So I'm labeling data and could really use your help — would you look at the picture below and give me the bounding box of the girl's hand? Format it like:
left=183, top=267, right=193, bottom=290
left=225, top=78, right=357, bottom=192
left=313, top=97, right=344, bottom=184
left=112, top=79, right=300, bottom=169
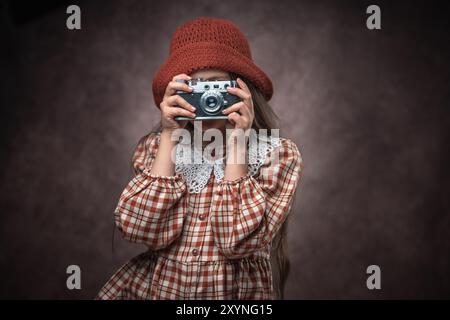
left=222, top=78, right=255, bottom=138
left=159, top=73, right=197, bottom=133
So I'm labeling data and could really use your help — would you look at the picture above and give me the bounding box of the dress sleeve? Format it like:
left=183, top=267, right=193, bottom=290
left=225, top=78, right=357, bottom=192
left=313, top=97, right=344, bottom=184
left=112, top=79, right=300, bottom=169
left=210, top=138, right=303, bottom=259
left=114, top=132, right=187, bottom=250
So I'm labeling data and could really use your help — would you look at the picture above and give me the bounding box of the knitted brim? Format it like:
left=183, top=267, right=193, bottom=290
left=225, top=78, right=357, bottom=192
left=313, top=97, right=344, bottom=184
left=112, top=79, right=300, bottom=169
left=152, top=42, right=273, bottom=108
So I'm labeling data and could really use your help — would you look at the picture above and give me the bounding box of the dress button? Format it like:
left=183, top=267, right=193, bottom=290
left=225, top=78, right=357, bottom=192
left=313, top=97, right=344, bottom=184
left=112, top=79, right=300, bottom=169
left=192, top=249, right=199, bottom=256
left=198, top=214, right=205, bottom=221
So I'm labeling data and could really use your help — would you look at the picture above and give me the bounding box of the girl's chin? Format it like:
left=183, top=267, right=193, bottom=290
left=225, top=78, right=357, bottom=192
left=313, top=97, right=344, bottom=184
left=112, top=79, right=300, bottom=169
left=189, top=120, right=227, bottom=131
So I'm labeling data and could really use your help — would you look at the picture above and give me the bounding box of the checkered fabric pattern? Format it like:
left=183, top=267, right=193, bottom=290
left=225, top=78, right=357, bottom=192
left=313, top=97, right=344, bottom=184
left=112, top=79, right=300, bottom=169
left=96, top=131, right=303, bottom=300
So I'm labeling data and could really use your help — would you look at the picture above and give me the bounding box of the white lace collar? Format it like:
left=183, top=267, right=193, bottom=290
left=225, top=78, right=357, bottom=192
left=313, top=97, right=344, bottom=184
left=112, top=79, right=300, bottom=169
left=175, top=131, right=281, bottom=193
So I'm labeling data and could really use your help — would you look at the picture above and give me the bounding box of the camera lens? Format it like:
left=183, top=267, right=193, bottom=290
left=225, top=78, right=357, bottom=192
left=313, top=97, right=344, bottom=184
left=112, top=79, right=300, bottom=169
left=206, top=96, right=218, bottom=108
left=200, top=91, right=223, bottom=114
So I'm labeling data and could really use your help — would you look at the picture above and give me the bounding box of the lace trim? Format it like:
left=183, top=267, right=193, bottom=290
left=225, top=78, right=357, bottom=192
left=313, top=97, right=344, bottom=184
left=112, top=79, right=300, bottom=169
left=175, top=131, right=281, bottom=193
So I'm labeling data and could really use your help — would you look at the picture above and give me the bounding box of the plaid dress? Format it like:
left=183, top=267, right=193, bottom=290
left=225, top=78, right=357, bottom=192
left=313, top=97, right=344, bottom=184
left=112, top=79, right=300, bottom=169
left=96, top=131, right=303, bottom=300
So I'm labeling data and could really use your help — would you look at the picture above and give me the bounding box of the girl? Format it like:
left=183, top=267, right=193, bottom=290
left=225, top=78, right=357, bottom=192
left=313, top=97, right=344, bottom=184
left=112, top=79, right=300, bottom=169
left=96, top=17, right=303, bottom=300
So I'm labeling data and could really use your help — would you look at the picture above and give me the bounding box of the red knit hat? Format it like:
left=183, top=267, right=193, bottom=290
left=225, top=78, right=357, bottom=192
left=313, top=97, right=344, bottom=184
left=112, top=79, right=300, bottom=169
left=152, top=17, right=273, bottom=108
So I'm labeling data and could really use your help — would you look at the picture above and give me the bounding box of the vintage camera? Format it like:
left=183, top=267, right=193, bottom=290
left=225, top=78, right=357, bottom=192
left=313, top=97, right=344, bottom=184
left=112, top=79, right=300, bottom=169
left=175, top=79, right=241, bottom=120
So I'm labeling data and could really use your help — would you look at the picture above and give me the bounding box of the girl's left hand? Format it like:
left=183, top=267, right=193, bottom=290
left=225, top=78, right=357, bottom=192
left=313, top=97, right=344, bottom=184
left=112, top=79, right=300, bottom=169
left=222, top=78, right=254, bottom=134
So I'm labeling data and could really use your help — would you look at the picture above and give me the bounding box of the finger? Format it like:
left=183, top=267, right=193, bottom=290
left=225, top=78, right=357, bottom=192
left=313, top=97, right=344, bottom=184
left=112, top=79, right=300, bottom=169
left=236, top=78, right=250, bottom=94
left=228, top=112, right=245, bottom=128
left=166, top=107, right=196, bottom=119
left=226, top=86, right=253, bottom=108
left=225, top=100, right=252, bottom=118
left=172, top=73, right=191, bottom=81
left=222, top=102, right=250, bottom=118
left=164, top=81, right=193, bottom=98
left=165, top=95, right=197, bottom=112
left=230, top=111, right=252, bottom=130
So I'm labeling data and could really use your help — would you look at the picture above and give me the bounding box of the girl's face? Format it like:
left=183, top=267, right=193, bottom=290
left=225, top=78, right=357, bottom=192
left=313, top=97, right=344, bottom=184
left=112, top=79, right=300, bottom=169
left=188, top=69, right=230, bottom=133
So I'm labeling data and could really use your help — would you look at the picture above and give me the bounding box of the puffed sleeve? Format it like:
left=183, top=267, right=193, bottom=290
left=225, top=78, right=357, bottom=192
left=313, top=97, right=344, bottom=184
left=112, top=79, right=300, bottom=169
left=114, top=132, right=187, bottom=250
left=210, top=138, right=303, bottom=259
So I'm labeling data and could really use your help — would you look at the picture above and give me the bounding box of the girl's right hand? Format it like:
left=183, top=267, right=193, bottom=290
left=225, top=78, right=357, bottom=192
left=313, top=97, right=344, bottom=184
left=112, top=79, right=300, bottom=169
left=159, top=73, right=197, bottom=133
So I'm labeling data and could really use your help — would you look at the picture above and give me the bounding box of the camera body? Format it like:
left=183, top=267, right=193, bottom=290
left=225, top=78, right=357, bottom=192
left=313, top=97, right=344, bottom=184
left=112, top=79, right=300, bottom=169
left=175, top=79, right=241, bottom=120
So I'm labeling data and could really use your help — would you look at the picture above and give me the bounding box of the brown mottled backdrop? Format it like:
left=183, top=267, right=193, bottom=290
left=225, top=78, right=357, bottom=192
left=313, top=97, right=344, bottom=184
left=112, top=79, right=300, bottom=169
left=0, top=0, right=449, bottom=299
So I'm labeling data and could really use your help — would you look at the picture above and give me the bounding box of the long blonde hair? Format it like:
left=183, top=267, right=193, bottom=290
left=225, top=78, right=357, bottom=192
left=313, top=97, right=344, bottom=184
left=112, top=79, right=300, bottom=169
left=145, top=73, right=292, bottom=299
